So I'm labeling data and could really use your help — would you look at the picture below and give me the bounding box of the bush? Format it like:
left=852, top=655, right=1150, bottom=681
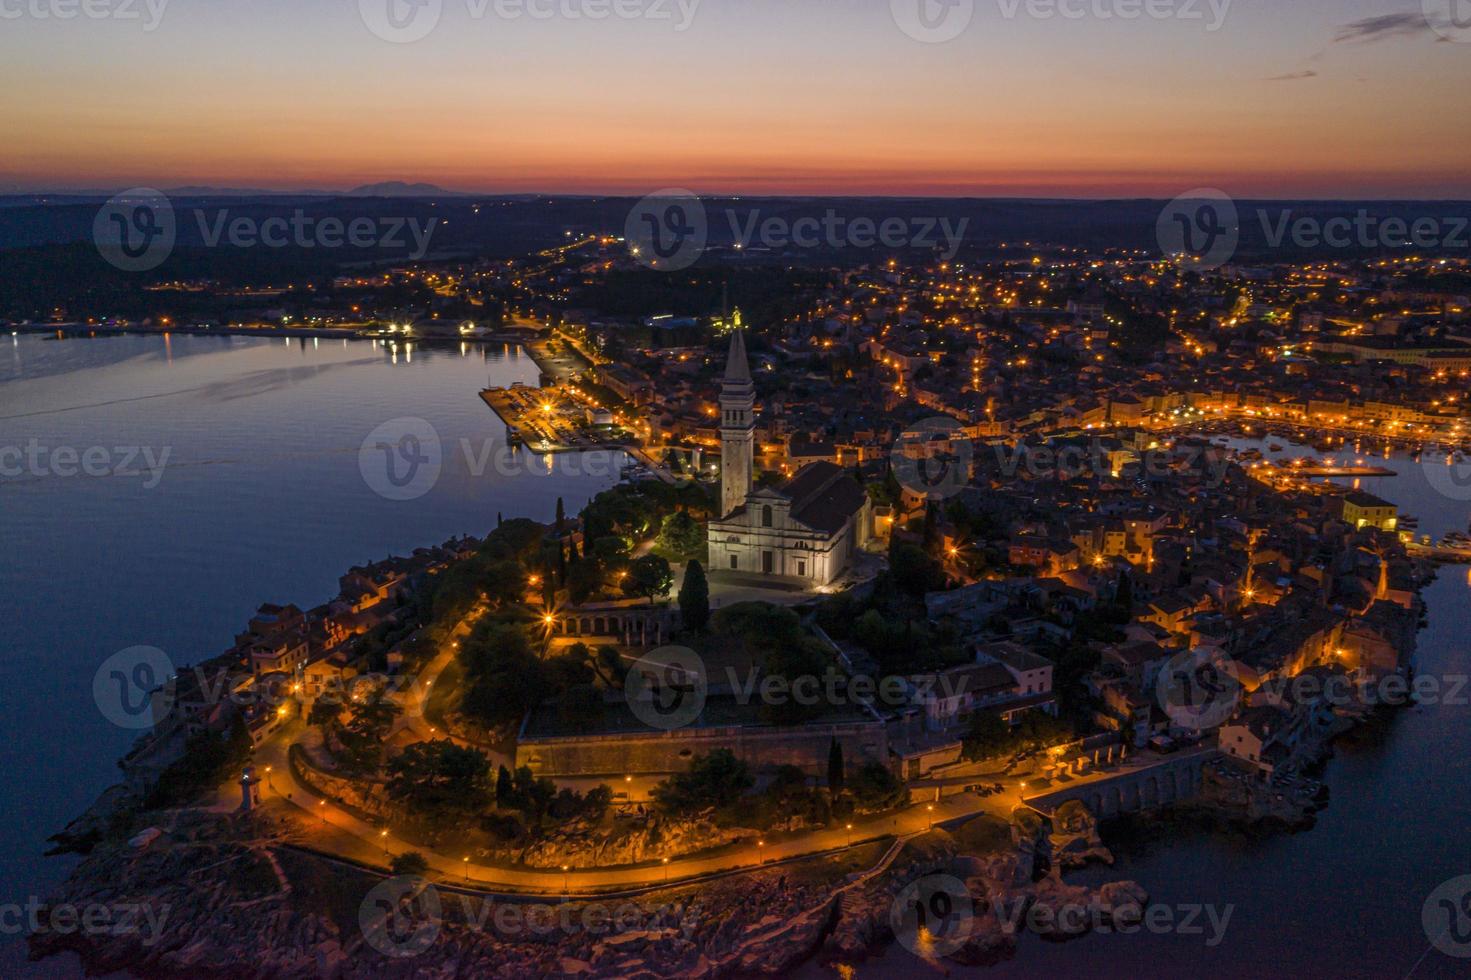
left=390, top=852, right=430, bottom=876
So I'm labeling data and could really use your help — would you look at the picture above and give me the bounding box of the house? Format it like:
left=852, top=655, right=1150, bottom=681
left=1220, top=704, right=1298, bottom=777
left=1337, top=491, right=1398, bottom=533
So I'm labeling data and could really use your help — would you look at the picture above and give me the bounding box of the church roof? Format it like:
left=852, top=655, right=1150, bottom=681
left=783, top=462, right=868, bottom=535
left=724, top=329, right=752, bottom=384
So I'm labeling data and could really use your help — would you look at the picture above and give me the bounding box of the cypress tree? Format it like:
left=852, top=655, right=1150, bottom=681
left=827, top=738, right=844, bottom=794
left=678, top=559, right=710, bottom=633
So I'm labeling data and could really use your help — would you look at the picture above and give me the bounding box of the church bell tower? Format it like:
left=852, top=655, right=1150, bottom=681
left=719, top=322, right=755, bottom=518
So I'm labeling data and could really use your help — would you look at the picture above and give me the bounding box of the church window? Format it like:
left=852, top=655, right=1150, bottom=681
left=762, top=505, right=773, bottom=527
left=730, top=555, right=738, bottom=570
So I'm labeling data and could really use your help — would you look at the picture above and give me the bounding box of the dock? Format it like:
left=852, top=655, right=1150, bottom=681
left=1295, top=466, right=1397, bottom=478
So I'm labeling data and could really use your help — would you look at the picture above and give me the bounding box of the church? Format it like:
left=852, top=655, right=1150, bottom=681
left=706, top=328, right=871, bottom=589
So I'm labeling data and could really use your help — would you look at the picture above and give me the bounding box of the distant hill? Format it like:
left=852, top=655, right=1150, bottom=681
left=345, top=181, right=462, bottom=198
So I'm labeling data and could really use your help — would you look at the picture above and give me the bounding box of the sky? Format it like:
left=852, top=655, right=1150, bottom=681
left=1, top=0, right=1467, bottom=198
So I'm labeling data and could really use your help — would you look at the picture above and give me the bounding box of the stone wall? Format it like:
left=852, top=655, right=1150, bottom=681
left=517, top=720, right=889, bottom=781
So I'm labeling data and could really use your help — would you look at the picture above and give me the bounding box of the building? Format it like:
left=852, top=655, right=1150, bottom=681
left=1337, top=491, right=1398, bottom=533
left=717, top=329, right=755, bottom=519
left=708, top=331, right=871, bottom=588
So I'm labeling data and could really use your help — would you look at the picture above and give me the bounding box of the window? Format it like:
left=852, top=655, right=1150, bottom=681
left=730, top=555, right=738, bottom=570
left=797, top=560, right=806, bottom=577
left=762, top=505, right=773, bottom=527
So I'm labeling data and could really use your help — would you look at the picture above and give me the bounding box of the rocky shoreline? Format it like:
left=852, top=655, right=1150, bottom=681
left=30, top=799, right=1151, bottom=978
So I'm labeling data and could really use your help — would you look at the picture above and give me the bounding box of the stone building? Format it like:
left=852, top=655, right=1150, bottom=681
left=707, top=329, right=871, bottom=588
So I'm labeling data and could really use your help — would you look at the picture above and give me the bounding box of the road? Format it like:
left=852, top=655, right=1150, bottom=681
left=251, top=723, right=997, bottom=895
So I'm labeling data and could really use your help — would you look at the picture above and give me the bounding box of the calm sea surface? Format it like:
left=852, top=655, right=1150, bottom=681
left=0, top=333, right=624, bottom=975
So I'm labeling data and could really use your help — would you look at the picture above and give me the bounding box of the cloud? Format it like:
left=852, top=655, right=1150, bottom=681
left=1266, top=70, right=1318, bottom=82
left=1332, top=13, right=1434, bottom=44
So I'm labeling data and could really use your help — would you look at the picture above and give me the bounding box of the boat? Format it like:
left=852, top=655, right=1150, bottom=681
left=1268, top=443, right=1284, bottom=452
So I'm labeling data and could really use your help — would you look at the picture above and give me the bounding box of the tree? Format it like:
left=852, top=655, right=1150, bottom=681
left=496, top=764, right=514, bottom=805
left=827, top=738, right=845, bottom=794
left=624, top=554, right=674, bottom=606
left=888, top=541, right=945, bottom=597
left=337, top=686, right=402, bottom=774
left=567, top=559, right=605, bottom=604
left=651, top=749, right=754, bottom=815
left=555, top=496, right=566, bottom=533
left=848, top=763, right=906, bottom=812
left=385, top=740, right=493, bottom=821
left=391, top=852, right=430, bottom=876
left=1114, top=570, right=1134, bottom=610
left=678, top=559, right=711, bottom=632
left=657, top=510, right=705, bottom=560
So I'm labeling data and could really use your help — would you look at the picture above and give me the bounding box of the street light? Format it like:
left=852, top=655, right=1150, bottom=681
left=757, top=840, right=766, bottom=864
left=380, top=829, right=389, bottom=858
left=562, top=865, right=570, bottom=893
left=926, top=805, right=934, bottom=830
left=845, top=823, right=853, bottom=847
left=463, top=856, right=470, bottom=882
left=318, top=799, right=327, bottom=825
left=662, top=857, right=670, bottom=884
